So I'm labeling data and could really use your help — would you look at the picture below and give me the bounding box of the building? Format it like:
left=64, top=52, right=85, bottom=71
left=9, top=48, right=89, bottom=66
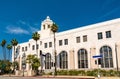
left=12, top=16, right=120, bottom=73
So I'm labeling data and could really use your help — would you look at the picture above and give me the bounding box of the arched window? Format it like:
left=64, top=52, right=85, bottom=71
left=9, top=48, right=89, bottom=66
left=78, top=48, right=88, bottom=68
left=45, top=53, right=51, bottom=69
left=100, top=46, right=113, bottom=68
left=22, top=53, right=26, bottom=70
left=59, top=51, right=68, bottom=69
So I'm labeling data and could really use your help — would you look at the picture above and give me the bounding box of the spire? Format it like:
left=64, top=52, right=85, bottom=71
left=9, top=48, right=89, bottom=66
left=43, top=16, right=52, bottom=22
left=46, top=16, right=50, bottom=20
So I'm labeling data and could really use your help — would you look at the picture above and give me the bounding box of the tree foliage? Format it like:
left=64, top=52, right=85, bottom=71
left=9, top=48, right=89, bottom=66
left=26, top=54, right=40, bottom=70
left=0, top=60, right=12, bottom=74
left=32, top=32, right=40, bottom=42
left=6, top=44, right=12, bottom=61
left=12, top=61, right=19, bottom=70
left=0, top=40, right=7, bottom=61
left=51, top=23, right=58, bottom=33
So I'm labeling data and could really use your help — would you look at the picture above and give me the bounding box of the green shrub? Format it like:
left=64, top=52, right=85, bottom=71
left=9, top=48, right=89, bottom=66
left=100, top=69, right=107, bottom=76
left=86, top=70, right=94, bottom=76
left=47, top=69, right=120, bottom=77
left=78, top=70, right=86, bottom=76
left=57, top=70, right=68, bottom=75
left=68, top=70, right=79, bottom=75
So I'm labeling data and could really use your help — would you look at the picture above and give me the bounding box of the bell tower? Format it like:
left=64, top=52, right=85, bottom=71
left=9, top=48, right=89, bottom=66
left=40, top=16, right=53, bottom=38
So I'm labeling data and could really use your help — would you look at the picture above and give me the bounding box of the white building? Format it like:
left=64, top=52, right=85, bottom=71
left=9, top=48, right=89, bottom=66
left=12, top=16, right=120, bottom=72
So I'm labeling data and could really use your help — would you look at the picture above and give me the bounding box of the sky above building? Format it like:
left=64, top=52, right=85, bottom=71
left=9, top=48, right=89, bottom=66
left=0, top=0, right=120, bottom=60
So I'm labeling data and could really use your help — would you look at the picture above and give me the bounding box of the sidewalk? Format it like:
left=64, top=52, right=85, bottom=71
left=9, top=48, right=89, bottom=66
left=2, top=74, right=120, bottom=79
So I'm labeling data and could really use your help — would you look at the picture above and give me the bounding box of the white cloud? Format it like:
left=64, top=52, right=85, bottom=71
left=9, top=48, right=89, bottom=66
left=18, top=20, right=39, bottom=33
left=30, top=26, right=39, bottom=33
left=18, top=20, right=26, bottom=25
left=6, top=26, right=29, bottom=34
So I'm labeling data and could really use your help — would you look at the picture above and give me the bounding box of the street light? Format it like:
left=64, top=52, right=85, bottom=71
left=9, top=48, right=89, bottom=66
left=22, top=53, right=26, bottom=77
left=39, top=50, right=46, bottom=76
left=115, top=43, right=119, bottom=76
left=40, top=50, right=42, bottom=75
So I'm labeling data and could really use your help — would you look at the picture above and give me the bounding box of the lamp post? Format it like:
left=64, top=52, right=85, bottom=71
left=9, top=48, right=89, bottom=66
left=39, top=50, right=46, bottom=75
left=93, top=55, right=102, bottom=79
left=40, top=50, right=42, bottom=75
left=115, top=43, right=119, bottom=77
left=22, top=53, right=26, bottom=77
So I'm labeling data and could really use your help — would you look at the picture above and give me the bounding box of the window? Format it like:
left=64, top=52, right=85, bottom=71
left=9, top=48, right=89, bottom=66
left=64, top=39, right=68, bottom=45
left=100, top=46, right=113, bottom=68
left=44, top=43, right=47, bottom=48
left=83, top=35, right=87, bottom=42
left=49, top=42, right=52, bottom=47
left=43, top=25, right=45, bottom=30
left=40, top=41, right=42, bottom=45
left=28, top=43, right=30, bottom=48
left=48, top=25, right=50, bottom=28
left=59, top=51, right=68, bottom=69
left=22, top=47, right=24, bottom=52
left=25, top=46, right=27, bottom=51
left=36, top=44, right=39, bottom=49
left=76, top=37, right=80, bottom=43
left=78, top=49, right=88, bottom=68
left=45, top=53, right=51, bottom=69
left=32, top=45, right=35, bottom=50
left=106, top=31, right=111, bottom=38
left=59, top=40, right=62, bottom=46
left=16, top=48, right=18, bottom=53
left=98, top=32, right=103, bottom=39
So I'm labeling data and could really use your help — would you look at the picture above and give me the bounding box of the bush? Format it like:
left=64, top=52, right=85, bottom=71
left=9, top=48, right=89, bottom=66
left=68, top=70, right=79, bottom=75
left=44, top=69, right=119, bottom=77
left=86, top=70, right=94, bottom=76
left=57, top=70, right=68, bottom=75
left=78, top=70, right=86, bottom=76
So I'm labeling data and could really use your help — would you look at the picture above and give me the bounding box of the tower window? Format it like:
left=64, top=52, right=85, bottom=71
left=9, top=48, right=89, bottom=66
left=83, top=35, right=87, bottom=42
left=40, top=41, right=42, bottom=45
left=32, top=45, right=35, bottom=50
left=106, top=31, right=111, bottom=38
left=59, top=40, right=62, bottom=46
left=36, top=44, right=39, bottom=49
left=25, top=46, right=27, bottom=51
left=22, top=47, right=24, bottom=52
left=97, top=32, right=103, bottom=40
left=76, top=37, right=80, bottom=43
left=64, top=39, right=68, bottom=45
left=43, top=25, right=45, bottom=30
left=48, top=25, right=50, bottom=28
left=44, top=43, right=47, bottom=48
left=49, top=42, right=52, bottom=47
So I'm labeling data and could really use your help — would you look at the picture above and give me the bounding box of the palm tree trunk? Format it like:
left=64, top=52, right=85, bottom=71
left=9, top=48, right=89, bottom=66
left=2, top=46, right=6, bottom=61
left=54, top=32, right=57, bottom=75
left=13, top=46, right=15, bottom=73
left=2, top=47, right=5, bottom=61
left=4, top=46, right=6, bottom=61
left=8, top=50, right=10, bottom=61
left=36, top=41, right=38, bottom=57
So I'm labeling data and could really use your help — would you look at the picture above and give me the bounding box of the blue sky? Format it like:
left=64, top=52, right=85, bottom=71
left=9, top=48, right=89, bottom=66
left=0, top=0, right=120, bottom=60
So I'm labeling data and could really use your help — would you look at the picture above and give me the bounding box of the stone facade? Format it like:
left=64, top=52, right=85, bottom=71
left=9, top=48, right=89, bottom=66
left=12, top=16, right=120, bottom=72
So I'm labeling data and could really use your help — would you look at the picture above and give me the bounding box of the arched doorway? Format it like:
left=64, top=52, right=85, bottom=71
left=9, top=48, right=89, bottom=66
left=78, top=48, right=88, bottom=68
left=100, top=46, right=113, bottom=68
left=45, top=53, right=51, bottom=69
left=59, top=51, right=68, bottom=69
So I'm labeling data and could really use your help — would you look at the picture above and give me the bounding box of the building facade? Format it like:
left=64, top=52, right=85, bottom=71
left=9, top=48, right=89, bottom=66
left=12, top=16, right=120, bottom=72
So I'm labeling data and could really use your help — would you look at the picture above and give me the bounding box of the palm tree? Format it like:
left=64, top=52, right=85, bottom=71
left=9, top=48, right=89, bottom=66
left=51, top=23, right=58, bottom=76
left=1, top=39, right=7, bottom=61
left=32, top=32, right=40, bottom=57
left=11, top=39, right=18, bottom=73
left=7, top=44, right=12, bottom=61
left=26, top=54, right=40, bottom=75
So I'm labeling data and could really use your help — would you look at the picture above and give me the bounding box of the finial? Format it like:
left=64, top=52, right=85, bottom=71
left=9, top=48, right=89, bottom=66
left=46, top=16, right=50, bottom=19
